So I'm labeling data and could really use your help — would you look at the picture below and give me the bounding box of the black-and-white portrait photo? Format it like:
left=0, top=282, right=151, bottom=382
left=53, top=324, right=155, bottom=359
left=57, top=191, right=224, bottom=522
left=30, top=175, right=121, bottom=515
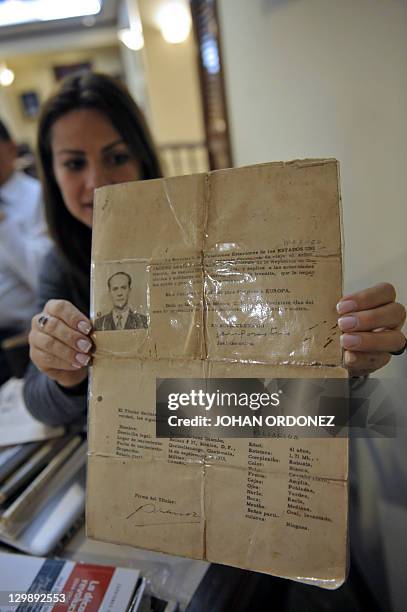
left=94, top=270, right=148, bottom=332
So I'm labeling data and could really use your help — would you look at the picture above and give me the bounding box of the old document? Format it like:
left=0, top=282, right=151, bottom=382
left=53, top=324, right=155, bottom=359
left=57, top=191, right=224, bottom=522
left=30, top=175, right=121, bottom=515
left=87, top=160, right=348, bottom=588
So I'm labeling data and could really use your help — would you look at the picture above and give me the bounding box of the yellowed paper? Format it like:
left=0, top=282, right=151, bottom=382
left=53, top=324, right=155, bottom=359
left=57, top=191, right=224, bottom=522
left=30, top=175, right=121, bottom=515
left=87, top=160, right=348, bottom=588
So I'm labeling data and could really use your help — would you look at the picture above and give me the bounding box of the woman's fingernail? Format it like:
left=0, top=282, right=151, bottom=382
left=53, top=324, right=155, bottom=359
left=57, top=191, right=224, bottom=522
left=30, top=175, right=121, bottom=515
left=75, top=353, right=90, bottom=366
left=72, top=362, right=82, bottom=369
left=77, top=339, right=92, bottom=353
left=345, top=351, right=357, bottom=364
left=78, top=321, right=92, bottom=334
left=340, top=334, right=362, bottom=349
left=338, top=316, right=358, bottom=331
left=337, top=300, right=357, bottom=314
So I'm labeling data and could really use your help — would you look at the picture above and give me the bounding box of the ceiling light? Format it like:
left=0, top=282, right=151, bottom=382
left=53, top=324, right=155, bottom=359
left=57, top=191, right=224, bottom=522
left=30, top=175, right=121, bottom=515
left=157, top=2, right=191, bottom=44
left=0, top=0, right=101, bottom=28
left=0, top=66, right=15, bottom=87
left=37, top=0, right=101, bottom=22
left=118, top=25, right=144, bottom=51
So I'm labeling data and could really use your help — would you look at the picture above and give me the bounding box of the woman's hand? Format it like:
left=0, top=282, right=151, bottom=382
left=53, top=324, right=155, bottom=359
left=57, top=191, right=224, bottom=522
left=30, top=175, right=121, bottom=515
left=337, top=282, right=406, bottom=376
left=29, top=300, right=93, bottom=388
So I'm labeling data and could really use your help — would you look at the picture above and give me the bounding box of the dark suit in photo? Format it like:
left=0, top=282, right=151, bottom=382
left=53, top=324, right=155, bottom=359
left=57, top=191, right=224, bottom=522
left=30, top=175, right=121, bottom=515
left=94, top=309, right=148, bottom=331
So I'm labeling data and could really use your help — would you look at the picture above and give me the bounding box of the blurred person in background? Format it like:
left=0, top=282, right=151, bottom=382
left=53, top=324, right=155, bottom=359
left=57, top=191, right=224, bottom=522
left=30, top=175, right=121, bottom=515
left=0, top=119, right=51, bottom=385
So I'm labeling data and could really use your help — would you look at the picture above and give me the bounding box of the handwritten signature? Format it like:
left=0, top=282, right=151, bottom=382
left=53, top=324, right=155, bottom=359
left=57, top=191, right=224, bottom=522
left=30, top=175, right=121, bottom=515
left=126, top=502, right=200, bottom=521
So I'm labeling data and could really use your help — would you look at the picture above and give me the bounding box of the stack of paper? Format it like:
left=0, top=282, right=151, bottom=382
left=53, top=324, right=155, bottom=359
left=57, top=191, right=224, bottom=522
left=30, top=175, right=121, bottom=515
left=0, top=436, right=86, bottom=555
left=0, top=378, right=64, bottom=446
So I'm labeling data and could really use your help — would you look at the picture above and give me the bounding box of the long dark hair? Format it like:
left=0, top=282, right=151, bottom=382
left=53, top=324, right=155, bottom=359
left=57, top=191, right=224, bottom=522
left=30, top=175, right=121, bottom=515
left=37, top=72, right=162, bottom=311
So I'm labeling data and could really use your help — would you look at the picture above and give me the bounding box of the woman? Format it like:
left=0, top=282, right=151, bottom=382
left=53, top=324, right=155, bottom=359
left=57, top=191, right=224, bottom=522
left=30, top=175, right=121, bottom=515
left=24, top=72, right=406, bottom=426
left=23, top=72, right=161, bottom=425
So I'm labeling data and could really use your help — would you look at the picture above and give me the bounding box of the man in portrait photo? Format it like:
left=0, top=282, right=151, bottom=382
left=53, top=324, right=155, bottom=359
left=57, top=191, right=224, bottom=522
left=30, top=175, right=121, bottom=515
left=94, top=271, right=148, bottom=331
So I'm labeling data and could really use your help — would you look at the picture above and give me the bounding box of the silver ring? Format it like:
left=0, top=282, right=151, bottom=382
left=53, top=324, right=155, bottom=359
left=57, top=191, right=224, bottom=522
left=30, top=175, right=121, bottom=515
left=38, top=314, right=49, bottom=329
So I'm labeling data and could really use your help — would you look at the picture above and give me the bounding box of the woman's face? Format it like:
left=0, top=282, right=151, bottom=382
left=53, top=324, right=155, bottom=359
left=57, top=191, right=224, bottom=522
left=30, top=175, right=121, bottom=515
left=51, top=108, right=141, bottom=228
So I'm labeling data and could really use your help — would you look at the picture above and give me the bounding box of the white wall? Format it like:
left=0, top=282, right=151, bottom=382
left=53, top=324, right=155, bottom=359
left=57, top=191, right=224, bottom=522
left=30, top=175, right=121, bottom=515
left=140, top=24, right=205, bottom=145
left=118, top=0, right=151, bottom=119
left=218, top=0, right=407, bottom=376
